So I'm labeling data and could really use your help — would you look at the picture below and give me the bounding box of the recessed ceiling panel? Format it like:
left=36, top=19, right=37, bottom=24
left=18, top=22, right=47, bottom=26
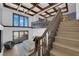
left=5, top=3, right=18, bottom=9
left=39, top=16, right=45, bottom=19
left=58, top=4, right=66, bottom=8
left=61, top=9, right=67, bottom=12
left=47, top=9, right=54, bottom=13
left=18, top=7, right=28, bottom=12
left=22, top=3, right=33, bottom=8
left=24, top=9, right=28, bottom=12
left=32, top=7, right=40, bottom=12
left=55, top=4, right=66, bottom=10
left=38, top=3, right=49, bottom=8
left=51, top=12, right=56, bottom=15
left=19, top=7, right=24, bottom=11
left=28, top=11, right=35, bottom=14
left=41, top=13, right=47, bottom=15
left=45, top=15, right=49, bottom=17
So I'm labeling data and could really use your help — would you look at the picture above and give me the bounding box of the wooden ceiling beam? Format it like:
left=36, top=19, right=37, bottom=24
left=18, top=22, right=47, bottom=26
left=29, top=3, right=38, bottom=10
left=66, top=3, right=68, bottom=12
left=32, top=3, right=51, bottom=16
left=3, top=3, right=17, bottom=10
left=45, top=11, right=52, bottom=16
left=17, top=3, right=22, bottom=11
left=3, top=3, right=33, bottom=16
left=53, top=7, right=58, bottom=12
left=40, top=14, right=47, bottom=18
left=48, top=3, right=68, bottom=14
left=33, top=3, right=56, bottom=16
left=48, top=3, right=57, bottom=6
left=31, top=3, right=43, bottom=10
left=13, top=3, right=37, bottom=14
left=46, top=15, right=55, bottom=18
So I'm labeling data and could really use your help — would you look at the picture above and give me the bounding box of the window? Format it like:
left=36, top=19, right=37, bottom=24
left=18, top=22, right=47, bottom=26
left=13, top=14, right=19, bottom=26
left=20, top=16, right=24, bottom=26
left=0, top=30, right=1, bottom=52
left=13, top=13, right=29, bottom=27
left=13, top=31, right=28, bottom=40
left=13, top=32, right=19, bottom=40
left=25, top=17, right=29, bottom=26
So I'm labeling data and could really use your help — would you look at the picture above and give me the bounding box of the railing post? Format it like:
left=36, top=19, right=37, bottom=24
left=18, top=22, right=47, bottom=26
left=38, top=40, right=40, bottom=56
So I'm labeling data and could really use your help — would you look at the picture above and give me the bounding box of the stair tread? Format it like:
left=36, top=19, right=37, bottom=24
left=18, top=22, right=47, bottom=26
left=57, top=33, right=79, bottom=38
left=59, top=26, right=79, bottom=28
left=57, top=32, right=79, bottom=36
left=55, top=36, right=79, bottom=42
left=59, top=27, right=79, bottom=29
left=61, top=20, right=79, bottom=23
left=50, top=48, right=68, bottom=56
left=51, top=20, right=79, bottom=56
left=57, top=32, right=79, bottom=34
left=58, top=31, right=79, bottom=33
left=53, top=42, right=79, bottom=53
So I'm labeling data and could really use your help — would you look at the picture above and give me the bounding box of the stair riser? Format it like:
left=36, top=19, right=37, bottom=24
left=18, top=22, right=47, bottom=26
left=60, top=21, right=79, bottom=25
left=58, top=27, right=79, bottom=30
left=53, top=44, right=79, bottom=56
left=50, top=49, right=68, bottom=56
left=57, top=31, right=79, bottom=33
left=57, top=32, right=79, bottom=35
left=60, top=23, right=79, bottom=25
left=55, top=39, right=79, bottom=49
left=57, top=34, right=79, bottom=38
left=59, top=24, right=79, bottom=27
left=58, top=29, right=79, bottom=32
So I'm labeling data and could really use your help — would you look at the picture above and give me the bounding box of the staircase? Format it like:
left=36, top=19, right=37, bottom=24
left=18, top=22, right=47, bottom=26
left=50, top=20, right=79, bottom=56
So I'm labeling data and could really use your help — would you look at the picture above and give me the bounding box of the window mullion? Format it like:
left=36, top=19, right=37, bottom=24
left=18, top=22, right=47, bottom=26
left=18, top=31, right=20, bottom=38
left=18, top=15, right=20, bottom=26
left=24, top=17, right=25, bottom=27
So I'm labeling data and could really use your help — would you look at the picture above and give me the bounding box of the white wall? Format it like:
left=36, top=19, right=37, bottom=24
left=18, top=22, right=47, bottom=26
left=33, top=28, right=46, bottom=37
left=0, top=4, right=3, bottom=24
left=48, top=3, right=76, bottom=21
left=2, top=7, right=34, bottom=26
left=2, top=27, right=33, bottom=43
left=64, top=3, right=76, bottom=15
left=76, top=3, right=79, bottom=20
left=47, top=16, right=54, bottom=21
left=1, top=6, right=35, bottom=43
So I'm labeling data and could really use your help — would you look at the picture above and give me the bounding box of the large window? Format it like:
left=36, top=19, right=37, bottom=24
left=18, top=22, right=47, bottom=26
left=13, top=31, right=28, bottom=40
left=13, top=13, right=29, bottom=27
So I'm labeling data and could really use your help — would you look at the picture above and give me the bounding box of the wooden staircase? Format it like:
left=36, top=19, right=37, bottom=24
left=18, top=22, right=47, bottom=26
left=50, top=20, right=79, bottom=56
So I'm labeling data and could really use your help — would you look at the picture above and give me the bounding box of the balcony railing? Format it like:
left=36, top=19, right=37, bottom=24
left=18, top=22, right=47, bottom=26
left=29, top=8, right=63, bottom=56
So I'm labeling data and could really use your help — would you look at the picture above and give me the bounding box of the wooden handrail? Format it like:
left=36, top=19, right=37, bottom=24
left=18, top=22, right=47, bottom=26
left=29, top=8, right=63, bottom=56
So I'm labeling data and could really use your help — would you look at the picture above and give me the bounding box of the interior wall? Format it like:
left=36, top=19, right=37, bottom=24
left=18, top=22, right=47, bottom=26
left=65, top=12, right=76, bottom=20
left=63, top=3, right=76, bottom=20
left=76, top=3, right=79, bottom=20
left=2, top=27, right=33, bottom=43
left=0, top=4, right=2, bottom=24
left=47, top=16, right=54, bottom=21
left=2, top=7, right=34, bottom=26
left=33, top=28, right=46, bottom=37
left=1, top=6, right=35, bottom=44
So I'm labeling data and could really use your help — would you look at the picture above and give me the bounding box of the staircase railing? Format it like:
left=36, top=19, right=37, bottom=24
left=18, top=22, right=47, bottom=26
left=29, top=8, right=63, bottom=56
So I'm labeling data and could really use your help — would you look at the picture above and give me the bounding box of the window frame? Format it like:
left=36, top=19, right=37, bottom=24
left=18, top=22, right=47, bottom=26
left=13, top=31, right=29, bottom=41
left=13, top=13, right=29, bottom=27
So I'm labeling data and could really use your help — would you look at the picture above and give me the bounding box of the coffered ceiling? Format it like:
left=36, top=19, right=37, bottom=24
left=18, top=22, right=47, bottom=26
left=3, top=3, right=68, bottom=19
